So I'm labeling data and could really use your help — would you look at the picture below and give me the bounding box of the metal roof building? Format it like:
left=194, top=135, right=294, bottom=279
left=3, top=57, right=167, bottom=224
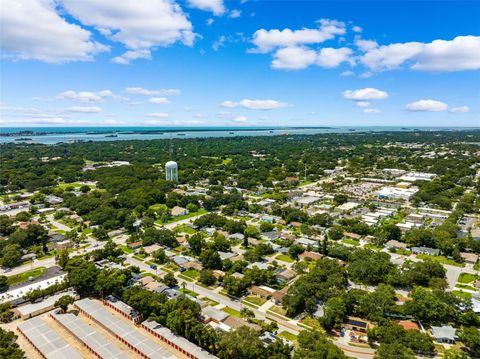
left=50, top=311, right=129, bottom=359
left=17, top=316, right=83, bottom=359
left=142, top=320, right=218, bottom=359
left=74, top=298, right=175, bottom=359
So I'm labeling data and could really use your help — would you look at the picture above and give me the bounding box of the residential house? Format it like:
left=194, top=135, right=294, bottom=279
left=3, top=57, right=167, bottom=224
left=431, top=325, right=457, bottom=344
left=343, top=316, right=371, bottom=333
left=412, top=246, right=440, bottom=256
left=299, top=251, right=322, bottom=261
left=171, top=206, right=188, bottom=217
left=249, top=285, right=275, bottom=299
left=276, top=268, right=297, bottom=284
left=460, top=252, right=479, bottom=264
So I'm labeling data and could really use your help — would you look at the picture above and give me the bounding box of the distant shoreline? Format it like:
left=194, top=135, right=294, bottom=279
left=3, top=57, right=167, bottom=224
left=0, top=126, right=334, bottom=137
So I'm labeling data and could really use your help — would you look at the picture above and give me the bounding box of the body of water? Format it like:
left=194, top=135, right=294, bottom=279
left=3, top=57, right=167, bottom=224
left=0, top=126, right=477, bottom=145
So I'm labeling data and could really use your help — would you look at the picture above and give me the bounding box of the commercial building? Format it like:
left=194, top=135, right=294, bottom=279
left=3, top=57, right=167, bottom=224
left=398, top=172, right=436, bottom=182
left=15, top=290, right=77, bottom=320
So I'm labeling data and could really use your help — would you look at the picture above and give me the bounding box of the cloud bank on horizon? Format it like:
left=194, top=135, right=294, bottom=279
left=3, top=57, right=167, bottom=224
left=0, top=0, right=478, bottom=127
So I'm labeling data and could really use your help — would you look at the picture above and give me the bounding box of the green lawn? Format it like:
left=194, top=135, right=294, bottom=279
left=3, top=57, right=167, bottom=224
left=276, top=254, right=294, bottom=263
left=199, top=297, right=219, bottom=307
left=36, top=252, right=56, bottom=260
left=278, top=331, right=298, bottom=342
left=120, top=245, right=134, bottom=254
left=173, top=224, right=196, bottom=234
left=474, top=261, right=480, bottom=271
left=132, top=254, right=147, bottom=261
left=455, top=283, right=476, bottom=291
left=221, top=306, right=242, bottom=318
left=243, top=295, right=267, bottom=307
left=300, top=316, right=321, bottom=330
left=181, top=269, right=199, bottom=280
left=341, top=238, right=360, bottom=246
left=167, top=209, right=207, bottom=223
left=7, top=267, right=47, bottom=286
left=452, top=290, right=472, bottom=300
left=458, top=273, right=478, bottom=283
left=267, top=305, right=289, bottom=319
left=57, top=181, right=96, bottom=190
left=364, top=243, right=384, bottom=251
left=180, top=288, right=198, bottom=297
left=149, top=203, right=168, bottom=211
left=416, top=254, right=465, bottom=267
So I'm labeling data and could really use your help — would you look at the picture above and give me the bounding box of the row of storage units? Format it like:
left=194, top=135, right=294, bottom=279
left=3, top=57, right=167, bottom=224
left=142, top=320, right=218, bottom=359
left=50, top=311, right=129, bottom=359
left=74, top=298, right=176, bottom=359
left=17, top=316, right=83, bottom=359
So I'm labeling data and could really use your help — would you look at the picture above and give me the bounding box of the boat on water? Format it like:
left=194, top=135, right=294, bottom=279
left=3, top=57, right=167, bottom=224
left=229, top=132, right=234, bottom=134
left=177, top=133, right=186, bottom=136
left=14, top=137, right=32, bottom=141
left=105, top=134, right=118, bottom=138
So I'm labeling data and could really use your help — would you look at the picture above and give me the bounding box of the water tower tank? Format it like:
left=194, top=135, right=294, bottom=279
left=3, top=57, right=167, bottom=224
left=165, top=161, right=178, bottom=181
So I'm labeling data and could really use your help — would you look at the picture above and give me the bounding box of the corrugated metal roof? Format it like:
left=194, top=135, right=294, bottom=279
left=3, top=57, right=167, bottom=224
left=75, top=298, right=175, bottom=359
left=51, top=312, right=129, bottom=359
left=17, top=317, right=83, bottom=359
left=143, top=320, right=218, bottom=359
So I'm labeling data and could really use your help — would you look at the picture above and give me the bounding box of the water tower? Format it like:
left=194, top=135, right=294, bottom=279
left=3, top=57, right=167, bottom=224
left=165, top=161, right=178, bottom=181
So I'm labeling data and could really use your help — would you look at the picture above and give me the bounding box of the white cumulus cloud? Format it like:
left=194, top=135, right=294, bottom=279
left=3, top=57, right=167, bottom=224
left=187, top=0, right=225, bottom=15
left=272, top=47, right=317, bottom=69
left=449, top=106, right=470, bottom=113
left=316, top=47, right=352, bottom=68
left=406, top=99, right=448, bottom=112
left=221, top=99, right=289, bottom=110
left=361, top=36, right=480, bottom=72
left=57, top=90, right=114, bottom=103
left=250, top=18, right=345, bottom=53
left=0, top=0, right=108, bottom=63
left=342, top=88, right=389, bottom=100
left=272, top=46, right=352, bottom=70
left=62, top=0, right=195, bottom=64
left=112, top=49, right=151, bottom=65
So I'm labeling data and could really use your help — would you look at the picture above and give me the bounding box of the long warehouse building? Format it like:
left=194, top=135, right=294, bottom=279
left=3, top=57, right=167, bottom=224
left=50, top=311, right=129, bottom=359
left=103, top=296, right=218, bottom=359
left=142, top=320, right=218, bottom=359
left=17, top=316, right=83, bottom=359
left=74, top=298, right=176, bottom=359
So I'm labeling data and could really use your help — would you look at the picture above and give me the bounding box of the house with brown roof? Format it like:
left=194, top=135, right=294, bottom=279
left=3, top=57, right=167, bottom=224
left=460, top=252, right=479, bottom=264
left=127, top=241, right=142, bottom=249
left=249, top=285, right=274, bottom=299
left=398, top=320, right=419, bottom=331
left=343, top=232, right=362, bottom=241
left=299, top=251, right=322, bottom=261
left=184, top=261, right=203, bottom=271
left=271, top=286, right=289, bottom=305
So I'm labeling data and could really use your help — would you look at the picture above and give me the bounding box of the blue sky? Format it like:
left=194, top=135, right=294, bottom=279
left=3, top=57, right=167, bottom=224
left=1, top=0, right=479, bottom=127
